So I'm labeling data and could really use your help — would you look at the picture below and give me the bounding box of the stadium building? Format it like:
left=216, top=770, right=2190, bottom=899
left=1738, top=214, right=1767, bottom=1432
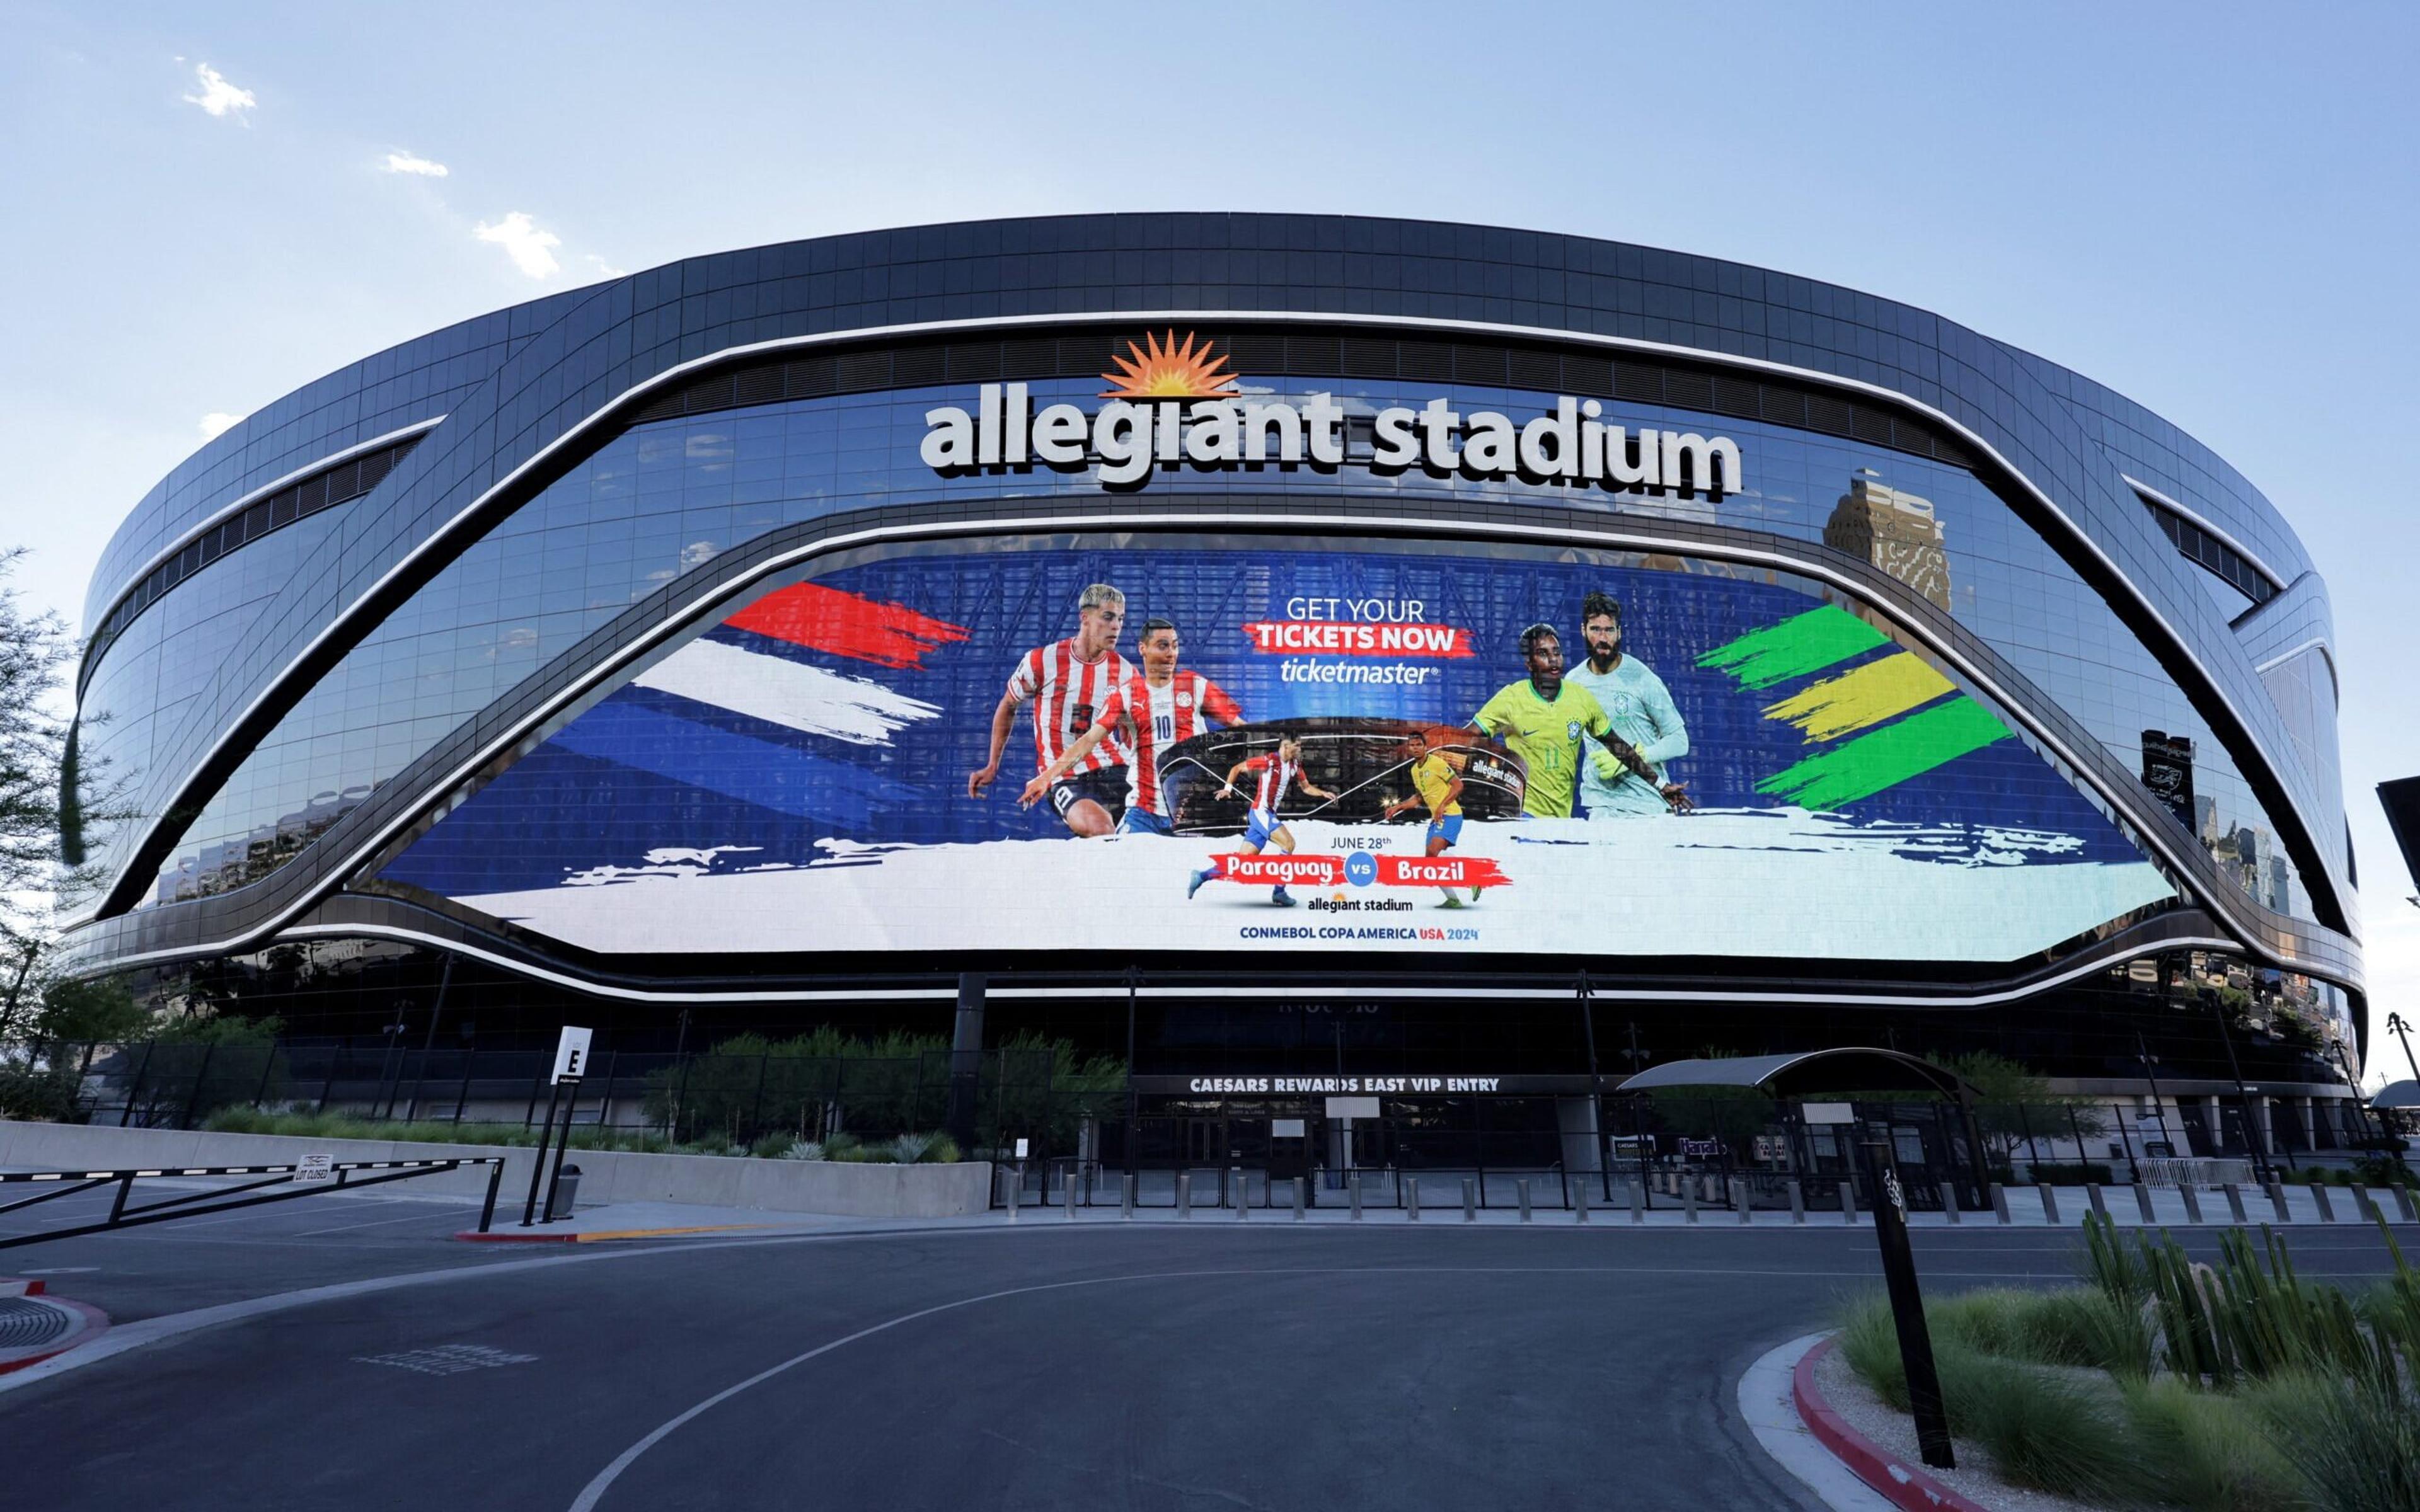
left=61, top=215, right=2370, bottom=1166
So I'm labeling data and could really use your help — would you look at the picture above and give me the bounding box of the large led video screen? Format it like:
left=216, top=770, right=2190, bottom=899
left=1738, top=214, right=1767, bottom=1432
left=379, top=534, right=2175, bottom=960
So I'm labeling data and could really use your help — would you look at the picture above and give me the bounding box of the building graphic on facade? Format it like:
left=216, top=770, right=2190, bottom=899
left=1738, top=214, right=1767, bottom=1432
left=59, top=215, right=2366, bottom=1134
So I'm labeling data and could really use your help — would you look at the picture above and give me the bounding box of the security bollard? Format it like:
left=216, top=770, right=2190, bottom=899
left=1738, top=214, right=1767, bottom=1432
left=1842, top=1177, right=1858, bottom=1224
left=1236, top=1168, right=1249, bottom=1222
left=1064, top=1174, right=1078, bottom=1221
left=1787, top=1179, right=1806, bottom=1224
left=1517, top=1177, right=1532, bottom=1223
left=2039, top=1184, right=2060, bottom=1223
left=2353, top=1186, right=2381, bottom=1225
left=1122, top=1172, right=1136, bottom=1220
left=2395, top=1185, right=2419, bottom=1224
left=1990, top=1183, right=2010, bottom=1224
left=2310, top=1183, right=2336, bottom=1223
left=1177, top=1171, right=1192, bottom=1220
left=1405, top=1176, right=1420, bottom=1221
left=1293, top=1177, right=1306, bottom=1221
left=1005, top=1164, right=1020, bottom=1222
left=1350, top=1174, right=1364, bottom=1222
left=2222, top=1183, right=2247, bottom=1223
left=2266, top=1179, right=2291, bottom=1223
left=1574, top=1181, right=1591, bottom=1225
left=1683, top=1181, right=1699, bottom=1224
left=2180, top=1184, right=2203, bottom=1223
left=1940, top=1184, right=1961, bottom=1224
left=1732, top=1179, right=1751, bottom=1225
left=2085, top=1184, right=2107, bottom=1221
left=1627, top=1178, right=1644, bottom=1224
left=2136, top=1182, right=2158, bottom=1223
left=1462, top=1178, right=1477, bottom=1223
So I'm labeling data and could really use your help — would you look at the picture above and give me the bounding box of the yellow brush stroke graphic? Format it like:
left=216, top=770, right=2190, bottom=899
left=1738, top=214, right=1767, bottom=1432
left=1762, top=653, right=1954, bottom=742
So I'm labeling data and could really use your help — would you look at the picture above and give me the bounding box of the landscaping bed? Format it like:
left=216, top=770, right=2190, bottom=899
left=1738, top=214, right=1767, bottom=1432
left=1833, top=1217, right=2420, bottom=1510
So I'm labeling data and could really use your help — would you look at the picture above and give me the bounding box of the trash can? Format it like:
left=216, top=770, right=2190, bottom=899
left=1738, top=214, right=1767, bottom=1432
left=546, top=1164, right=581, bottom=1221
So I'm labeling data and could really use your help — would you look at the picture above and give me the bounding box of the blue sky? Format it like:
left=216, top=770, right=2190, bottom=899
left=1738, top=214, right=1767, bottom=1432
left=3, top=2, right=2414, bottom=1079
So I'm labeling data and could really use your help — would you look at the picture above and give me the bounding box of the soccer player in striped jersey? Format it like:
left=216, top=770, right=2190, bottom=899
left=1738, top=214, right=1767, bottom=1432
left=1188, top=736, right=1338, bottom=907
left=966, top=582, right=1133, bottom=837
left=1017, top=617, right=1245, bottom=833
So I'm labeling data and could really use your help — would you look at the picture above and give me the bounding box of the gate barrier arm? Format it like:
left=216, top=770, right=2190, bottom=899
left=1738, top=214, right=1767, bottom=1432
left=0, top=1157, right=508, bottom=1249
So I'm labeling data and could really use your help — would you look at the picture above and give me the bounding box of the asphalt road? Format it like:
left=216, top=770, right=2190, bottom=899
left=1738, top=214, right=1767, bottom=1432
left=3, top=1211, right=2411, bottom=1512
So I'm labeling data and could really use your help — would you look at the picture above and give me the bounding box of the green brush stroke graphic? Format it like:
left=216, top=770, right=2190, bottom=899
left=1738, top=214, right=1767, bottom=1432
left=1696, top=605, right=1888, bottom=689
left=1755, top=698, right=2013, bottom=810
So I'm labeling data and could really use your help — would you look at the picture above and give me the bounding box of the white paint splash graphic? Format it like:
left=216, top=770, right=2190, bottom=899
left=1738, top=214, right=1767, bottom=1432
left=631, top=638, right=941, bottom=745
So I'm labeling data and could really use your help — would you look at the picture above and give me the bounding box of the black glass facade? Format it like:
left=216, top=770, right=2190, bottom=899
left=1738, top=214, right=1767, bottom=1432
left=60, top=215, right=2363, bottom=1085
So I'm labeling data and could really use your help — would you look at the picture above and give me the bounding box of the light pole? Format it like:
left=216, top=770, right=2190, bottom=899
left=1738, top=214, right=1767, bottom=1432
left=2135, top=1031, right=2175, bottom=1157
left=2387, top=1012, right=2420, bottom=1089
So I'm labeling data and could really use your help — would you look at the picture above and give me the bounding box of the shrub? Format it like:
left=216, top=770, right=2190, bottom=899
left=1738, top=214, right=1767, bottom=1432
left=747, top=1130, right=794, bottom=1159
left=1835, top=1294, right=1908, bottom=1410
left=2025, top=1161, right=2114, bottom=1186
left=2245, top=1372, right=2420, bottom=1512
left=1936, top=1352, right=2148, bottom=1503
left=0, top=1062, right=85, bottom=1121
left=2123, top=1377, right=2296, bottom=1512
left=2347, top=1152, right=2412, bottom=1188
left=780, top=1140, right=824, bottom=1161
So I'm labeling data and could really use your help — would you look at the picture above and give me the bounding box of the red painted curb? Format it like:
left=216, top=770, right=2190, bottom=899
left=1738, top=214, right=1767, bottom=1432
left=1792, top=1336, right=1991, bottom=1512
left=1, top=1278, right=47, bottom=1297
left=0, top=1294, right=112, bottom=1376
left=453, top=1230, right=579, bottom=1244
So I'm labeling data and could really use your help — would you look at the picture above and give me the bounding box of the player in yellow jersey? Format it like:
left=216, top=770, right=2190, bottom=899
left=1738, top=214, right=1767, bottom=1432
left=1383, top=730, right=1484, bottom=907
left=1472, top=624, right=1690, bottom=817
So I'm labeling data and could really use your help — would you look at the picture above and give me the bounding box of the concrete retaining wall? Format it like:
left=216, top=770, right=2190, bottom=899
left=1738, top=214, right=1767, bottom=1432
left=0, top=1120, right=993, bottom=1219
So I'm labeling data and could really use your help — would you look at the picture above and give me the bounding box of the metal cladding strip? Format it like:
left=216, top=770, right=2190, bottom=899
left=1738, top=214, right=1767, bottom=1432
left=79, top=503, right=2341, bottom=984
left=1790, top=1337, right=1990, bottom=1512
left=2123, top=474, right=2291, bottom=593
left=91, top=309, right=2349, bottom=931
left=266, top=919, right=2245, bottom=1010
left=86, top=418, right=448, bottom=630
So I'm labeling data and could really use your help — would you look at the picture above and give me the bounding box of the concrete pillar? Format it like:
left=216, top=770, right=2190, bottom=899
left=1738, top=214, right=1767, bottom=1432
left=2204, top=1096, right=2225, bottom=1155
left=1555, top=1096, right=1603, bottom=1175
left=946, top=974, right=985, bottom=1150
left=2248, top=1097, right=2273, bottom=1157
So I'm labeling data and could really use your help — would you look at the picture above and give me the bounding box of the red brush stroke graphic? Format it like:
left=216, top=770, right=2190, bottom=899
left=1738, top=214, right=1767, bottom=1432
left=1209, top=854, right=1510, bottom=888
left=1378, top=855, right=1509, bottom=888
left=1241, top=621, right=1473, bottom=657
left=726, top=583, right=971, bottom=670
left=1213, top=855, right=1345, bottom=887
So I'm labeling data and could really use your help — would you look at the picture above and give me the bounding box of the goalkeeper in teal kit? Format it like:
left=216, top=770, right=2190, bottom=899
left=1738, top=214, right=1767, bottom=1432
left=1565, top=591, right=1691, bottom=817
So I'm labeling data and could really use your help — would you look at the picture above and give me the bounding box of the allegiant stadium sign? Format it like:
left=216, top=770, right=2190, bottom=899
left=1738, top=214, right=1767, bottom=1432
left=919, top=329, right=1742, bottom=494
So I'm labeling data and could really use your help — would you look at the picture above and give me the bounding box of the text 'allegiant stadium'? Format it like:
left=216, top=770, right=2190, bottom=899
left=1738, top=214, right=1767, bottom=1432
left=920, top=382, right=1743, bottom=494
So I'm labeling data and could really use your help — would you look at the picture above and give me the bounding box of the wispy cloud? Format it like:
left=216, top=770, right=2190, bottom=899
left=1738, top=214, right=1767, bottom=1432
left=198, top=412, right=245, bottom=440
left=182, top=62, right=255, bottom=120
left=382, top=149, right=449, bottom=178
left=473, top=212, right=562, bottom=278
left=584, top=253, right=629, bottom=278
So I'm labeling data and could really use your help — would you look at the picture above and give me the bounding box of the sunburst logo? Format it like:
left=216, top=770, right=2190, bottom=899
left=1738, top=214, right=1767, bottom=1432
left=1100, top=330, right=1238, bottom=399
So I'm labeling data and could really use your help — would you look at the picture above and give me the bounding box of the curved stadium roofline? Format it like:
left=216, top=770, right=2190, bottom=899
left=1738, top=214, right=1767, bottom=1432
left=64, top=217, right=2357, bottom=1062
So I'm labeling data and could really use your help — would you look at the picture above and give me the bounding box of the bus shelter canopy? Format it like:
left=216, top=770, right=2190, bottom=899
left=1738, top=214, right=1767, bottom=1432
left=2373, top=1079, right=2420, bottom=1111
left=1613, top=1048, right=1973, bottom=1099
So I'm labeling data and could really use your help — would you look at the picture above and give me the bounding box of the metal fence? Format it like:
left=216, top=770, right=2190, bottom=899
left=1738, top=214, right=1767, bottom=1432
left=2, top=1040, right=2400, bottom=1198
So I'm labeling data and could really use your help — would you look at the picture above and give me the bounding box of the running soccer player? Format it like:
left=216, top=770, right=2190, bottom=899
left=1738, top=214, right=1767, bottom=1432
left=1472, top=624, right=1690, bottom=818
left=1383, top=730, right=1483, bottom=908
left=1017, top=617, right=1245, bottom=833
left=1187, top=736, right=1339, bottom=907
left=1564, top=590, right=1691, bottom=817
left=967, top=582, right=1133, bottom=837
